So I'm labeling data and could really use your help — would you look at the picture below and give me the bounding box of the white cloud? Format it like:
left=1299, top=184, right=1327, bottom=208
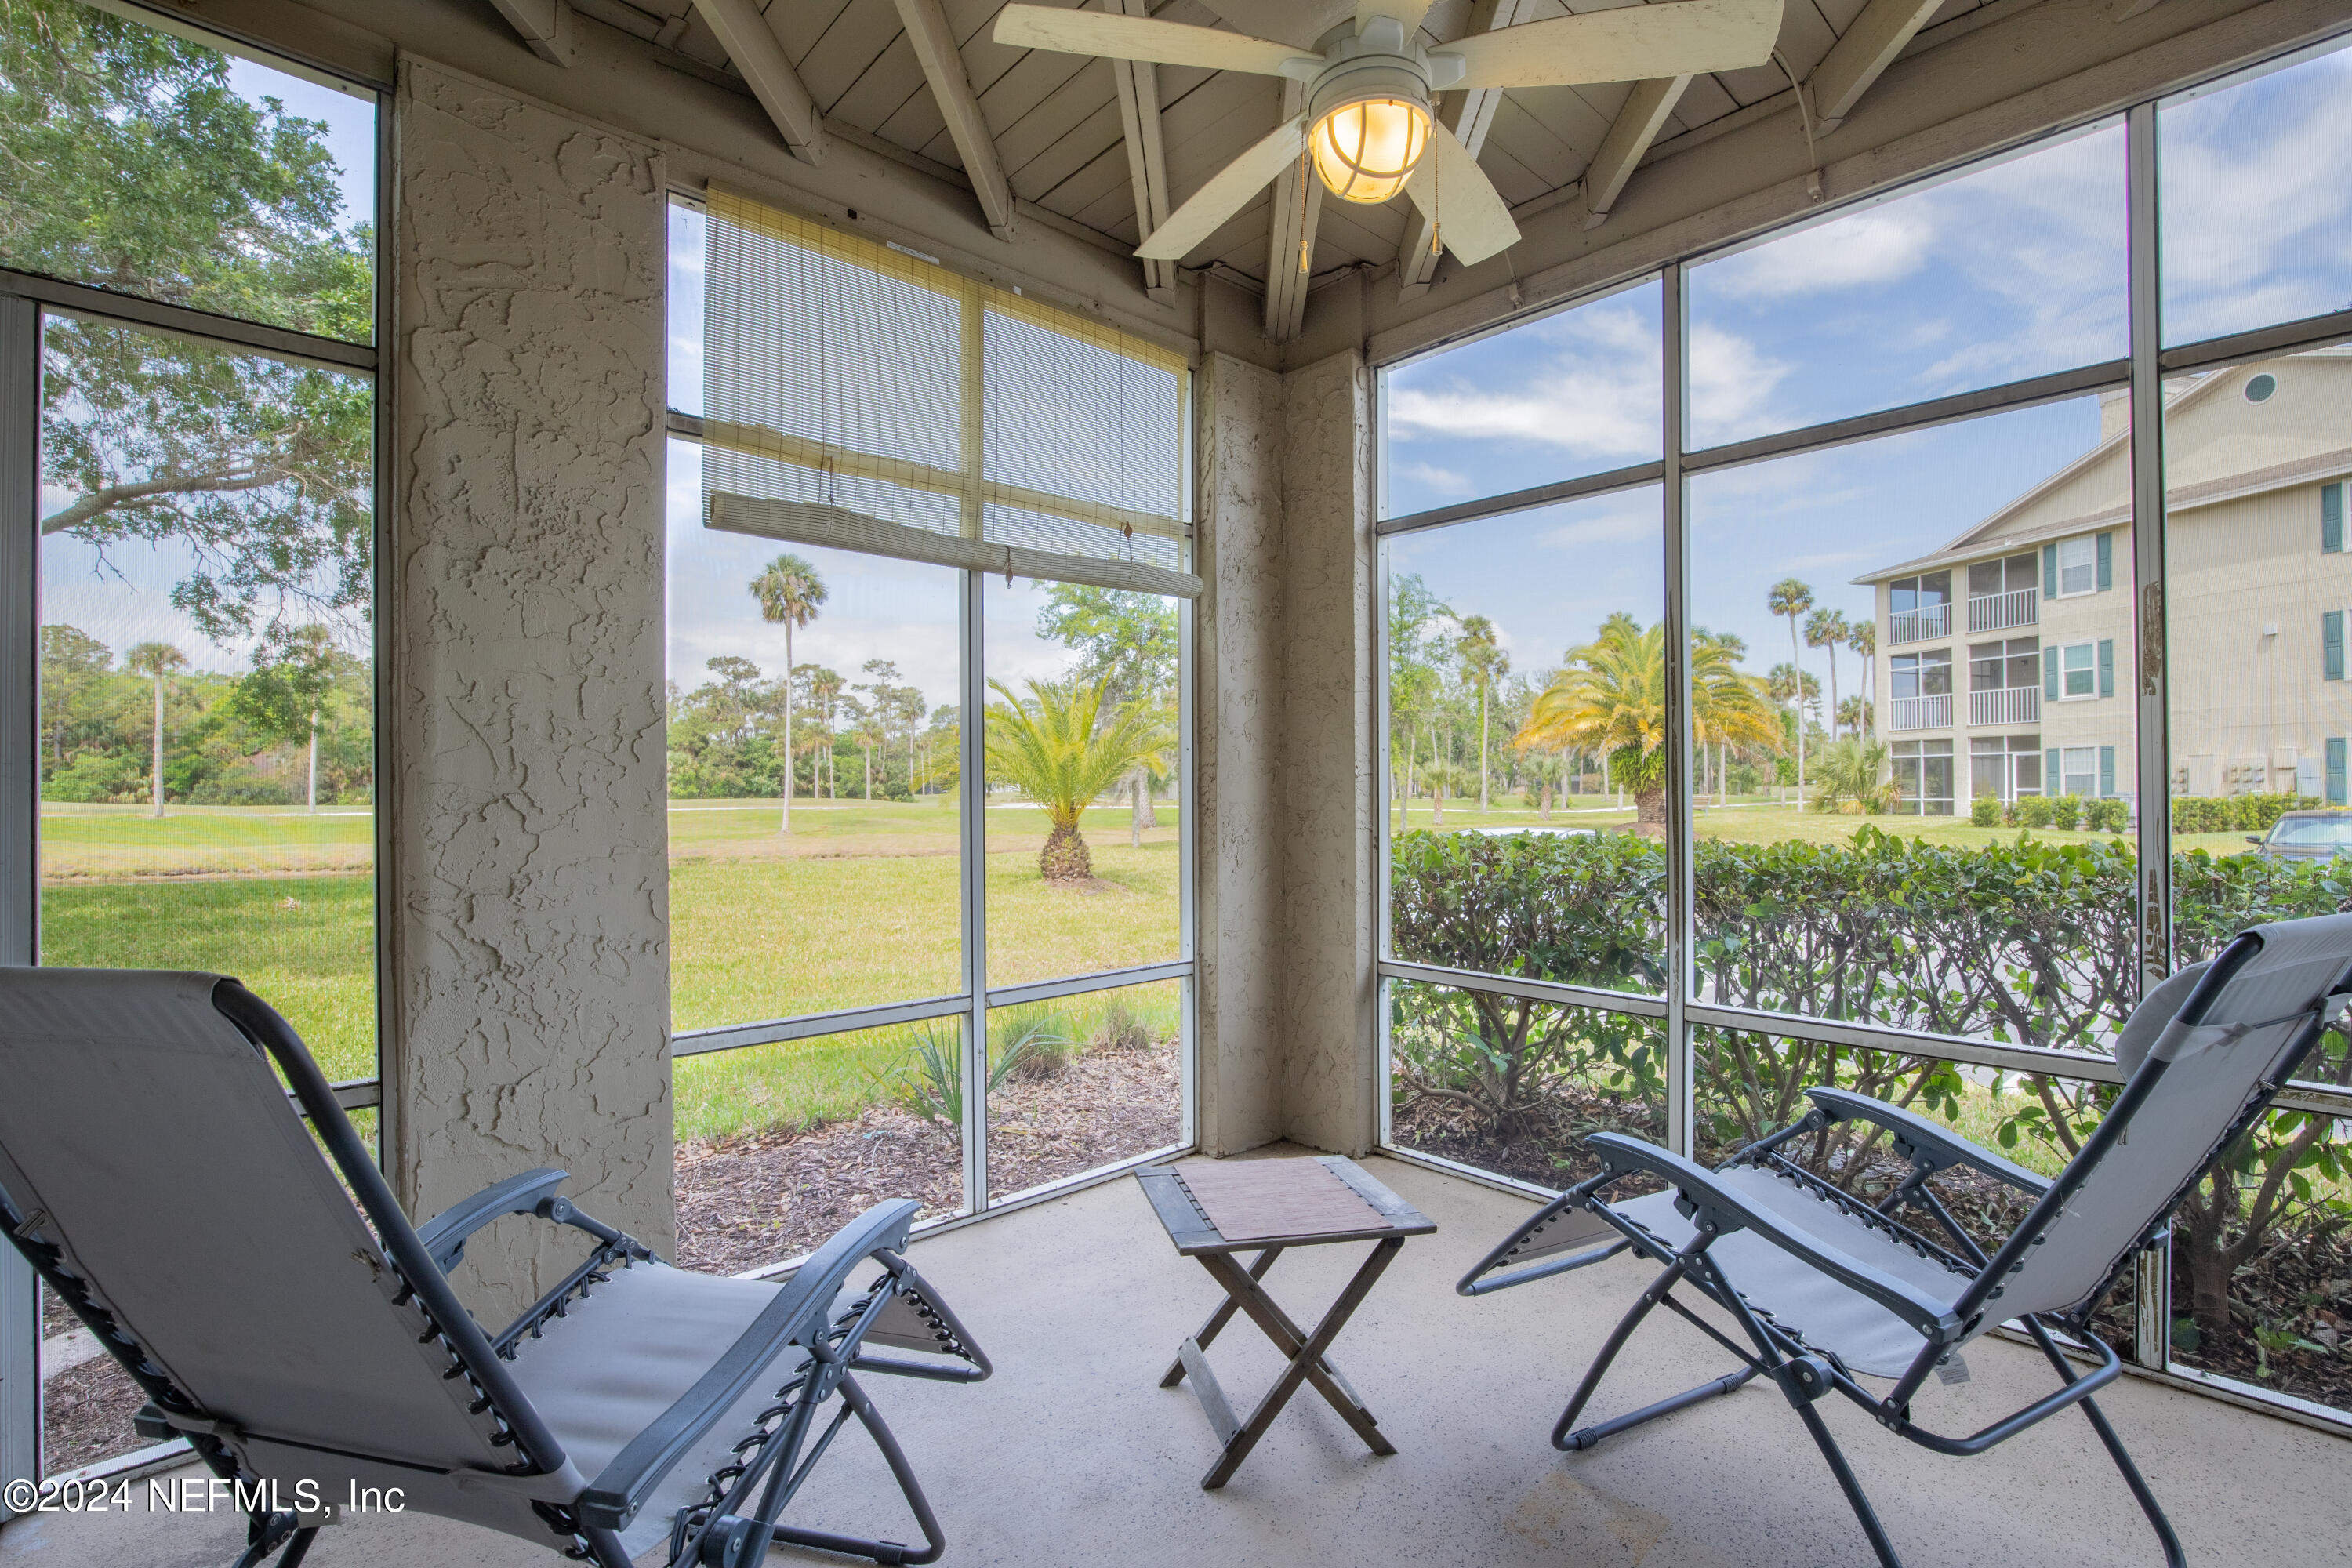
left=1536, top=505, right=1657, bottom=550
left=1393, top=460, right=1474, bottom=499
left=1686, top=325, right=1791, bottom=443
left=1384, top=302, right=1660, bottom=458
left=1705, top=206, right=1937, bottom=299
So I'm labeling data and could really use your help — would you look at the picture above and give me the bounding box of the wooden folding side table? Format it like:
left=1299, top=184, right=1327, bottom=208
left=1135, top=1155, right=1436, bottom=1490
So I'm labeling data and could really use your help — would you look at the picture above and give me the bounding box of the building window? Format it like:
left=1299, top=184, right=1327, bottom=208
left=2049, top=639, right=2114, bottom=699
left=1967, top=554, right=2040, bottom=598
left=1970, top=637, right=2039, bottom=690
left=1893, top=739, right=1955, bottom=815
left=2054, top=535, right=2099, bottom=597
left=2245, top=372, right=2278, bottom=402
left=2061, top=746, right=2100, bottom=797
left=1891, top=648, right=1952, bottom=699
left=1887, top=571, right=1951, bottom=642
left=1971, top=733, right=2042, bottom=802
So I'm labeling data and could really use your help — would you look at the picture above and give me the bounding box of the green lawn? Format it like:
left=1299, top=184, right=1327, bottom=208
left=38, top=873, right=378, bottom=1083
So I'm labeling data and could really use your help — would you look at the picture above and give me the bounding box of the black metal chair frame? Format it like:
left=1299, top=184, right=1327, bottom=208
left=1457, top=931, right=2350, bottom=1568
left=3, top=978, right=990, bottom=1568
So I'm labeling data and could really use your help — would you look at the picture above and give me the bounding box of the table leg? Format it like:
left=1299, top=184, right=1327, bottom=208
left=1196, top=1237, right=1404, bottom=1490
left=1161, top=1248, right=1281, bottom=1388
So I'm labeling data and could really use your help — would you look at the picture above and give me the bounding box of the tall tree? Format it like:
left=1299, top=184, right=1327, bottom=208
left=750, top=554, right=826, bottom=830
left=227, top=623, right=343, bottom=811
left=1766, top=579, right=1813, bottom=798
left=1388, top=572, right=1451, bottom=825
left=1516, top=616, right=1780, bottom=836
left=1846, top=618, right=1876, bottom=719
left=123, top=641, right=186, bottom=818
left=38, top=624, right=111, bottom=768
left=9, top=1, right=375, bottom=647
left=1454, top=614, right=1508, bottom=813
left=1805, top=607, right=1850, bottom=739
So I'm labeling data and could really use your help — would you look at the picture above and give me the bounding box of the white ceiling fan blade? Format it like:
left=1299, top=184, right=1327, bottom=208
left=993, top=4, right=1303, bottom=74
left=1137, top=117, right=1309, bottom=261
left=1194, top=0, right=1353, bottom=51
left=1402, top=121, right=1519, bottom=267
left=1357, top=0, right=1436, bottom=36
left=1447, top=0, right=1783, bottom=89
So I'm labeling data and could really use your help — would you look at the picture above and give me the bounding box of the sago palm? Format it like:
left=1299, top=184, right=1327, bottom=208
left=1515, top=616, right=1780, bottom=836
left=985, top=677, right=1174, bottom=884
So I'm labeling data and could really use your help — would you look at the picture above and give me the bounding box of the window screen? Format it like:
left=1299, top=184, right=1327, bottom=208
left=699, top=185, right=1195, bottom=597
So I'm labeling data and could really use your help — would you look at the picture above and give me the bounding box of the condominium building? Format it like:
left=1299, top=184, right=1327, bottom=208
left=1857, top=351, right=2352, bottom=814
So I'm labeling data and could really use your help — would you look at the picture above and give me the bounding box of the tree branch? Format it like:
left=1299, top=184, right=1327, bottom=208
left=40, top=462, right=286, bottom=534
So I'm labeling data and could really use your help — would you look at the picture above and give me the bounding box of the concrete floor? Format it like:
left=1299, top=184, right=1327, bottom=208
left=6, top=1149, right=2350, bottom=1567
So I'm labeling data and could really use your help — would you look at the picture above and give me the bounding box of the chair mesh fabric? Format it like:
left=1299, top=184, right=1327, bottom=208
left=1614, top=1165, right=1973, bottom=1377
left=0, top=971, right=511, bottom=1472
left=1994, top=913, right=2352, bottom=1322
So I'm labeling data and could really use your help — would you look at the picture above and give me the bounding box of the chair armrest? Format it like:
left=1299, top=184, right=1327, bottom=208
left=1802, top=1087, right=2051, bottom=1197
left=575, top=1199, right=922, bottom=1532
left=416, top=1168, right=572, bottom=1273
left=1586, top=1132, right=1969, bottom=1342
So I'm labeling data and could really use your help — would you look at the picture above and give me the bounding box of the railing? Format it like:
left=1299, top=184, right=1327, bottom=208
left=1890, top=693, right=1954, bottom=731
left=1968, top=586, right=2038, bottom=632
left=1969, top=685, right=2041, bottom=726
left=1889, top=603, right=1951, bottom=644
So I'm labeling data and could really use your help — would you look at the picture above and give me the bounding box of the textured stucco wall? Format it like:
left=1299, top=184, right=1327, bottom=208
left=390, top=59, right=673, bottom=1316
left=1193, top=354, right=1286, bottom=1156
left=1276, top=350, right=1378, bottom=1156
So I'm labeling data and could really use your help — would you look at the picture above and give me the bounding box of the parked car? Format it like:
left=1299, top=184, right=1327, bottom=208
left=2248, top=810, right=2352, bottom=860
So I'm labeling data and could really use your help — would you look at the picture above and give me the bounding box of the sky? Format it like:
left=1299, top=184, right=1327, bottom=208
left=1381, top=38, right=2352, bottom=701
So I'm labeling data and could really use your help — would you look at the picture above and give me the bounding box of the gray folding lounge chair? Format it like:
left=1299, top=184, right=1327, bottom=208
left=1458, top=913, right=2352, bottom=1568
left=0, top=969, right=990, bottom=1568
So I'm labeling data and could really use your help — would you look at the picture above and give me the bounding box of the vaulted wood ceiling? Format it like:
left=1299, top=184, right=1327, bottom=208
left=550, top=0, right=2016, bottom=296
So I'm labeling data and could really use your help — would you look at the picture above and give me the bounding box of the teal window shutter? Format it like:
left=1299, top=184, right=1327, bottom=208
left=2042, top=542, right=2057, bottom=597
left=2044, top=647, right=2060, bottom=699
left=2328, top=611, right=2346, bottom=682
left=2097, top=639, right=2114, bottom=699
left=2096, top=532, right=2112, bottom=590
left=2325, top=482, right=2344, bottom=554
left=2099, top=746, right=2115, bottom=797
left=2331, top=739, right=2347, bottom=806
left=2046, top=748, right=2060, bottom=793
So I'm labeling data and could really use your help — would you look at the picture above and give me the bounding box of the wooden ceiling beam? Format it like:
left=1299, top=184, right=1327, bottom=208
left=1398, top=0, right=1540, bottom=301
left=690, top=0, right=826, bottom=165
left=1265, top=78, right=1323, bottom=342
left=892, top=0, right=1020, bottom=240
left=488, top=0, right=575, bottom=65
left=1106, top=0, right=1178, bottom=303
left=1580, top=74, right=1693, bottom=230
left=1809, top=0, right=1947, bottom=132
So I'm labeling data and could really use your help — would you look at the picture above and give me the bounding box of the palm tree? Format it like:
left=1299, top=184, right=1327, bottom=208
left=1514, top=615, right=1780, bottom=836
left=1837, top=694, right=1873, bottom=737
left=123, top=641, right=187, bottom=818
left=750, top=554, right=827, bottom=831
left=1846, top=618, right=1876, bottom=722
left=1767, top=579, right=1813, bottom=802
left=1454, top=614, right=1508, bottom=813
left=1813, top=736, right=1896, bottom=813
left=984, top=677, right=1174, bottom=884
left=1805, top=607, right=1849, bottom=741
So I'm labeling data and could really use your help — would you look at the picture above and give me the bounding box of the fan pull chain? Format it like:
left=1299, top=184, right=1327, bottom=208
left=1296, top=150, right=1312, bottom=275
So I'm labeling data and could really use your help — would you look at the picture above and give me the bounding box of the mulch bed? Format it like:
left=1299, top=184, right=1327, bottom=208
left=2169, top=1224, right=2352, bottom=1409
left=39, top=1283, right=148, bottom=1473
left=677, top=1040, right=1181, bottom=1275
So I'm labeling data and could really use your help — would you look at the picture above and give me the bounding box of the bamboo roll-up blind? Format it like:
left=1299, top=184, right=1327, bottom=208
left=701, top=186, right=1196, bottom=597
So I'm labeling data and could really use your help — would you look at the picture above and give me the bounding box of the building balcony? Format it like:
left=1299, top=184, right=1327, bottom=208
left=1891, top=693, right=1954, bottom=731
left=1969, top=586, right=2039, bottom=632
left=1888, top=602, right=1951, bottom=644
left=1970, top=684, right=2042, bottom=726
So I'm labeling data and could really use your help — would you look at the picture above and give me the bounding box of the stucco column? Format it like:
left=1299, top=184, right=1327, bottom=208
left=1277, top=349, right=1378, bottom=1155
left=390, top=58, right=673, bottom=1316
left=1192, top=352, right=1286, bottom=1155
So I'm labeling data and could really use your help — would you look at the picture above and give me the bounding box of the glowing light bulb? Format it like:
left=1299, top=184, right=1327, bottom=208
left=1310, top=96, right=1431, bottom=205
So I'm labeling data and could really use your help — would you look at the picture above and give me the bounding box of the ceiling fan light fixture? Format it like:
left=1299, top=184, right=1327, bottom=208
left=1311, top=96, right=1430, bottom=204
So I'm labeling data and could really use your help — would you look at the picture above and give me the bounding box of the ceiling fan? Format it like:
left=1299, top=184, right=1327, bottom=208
left=996, top=0, right=1783, bottom=270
